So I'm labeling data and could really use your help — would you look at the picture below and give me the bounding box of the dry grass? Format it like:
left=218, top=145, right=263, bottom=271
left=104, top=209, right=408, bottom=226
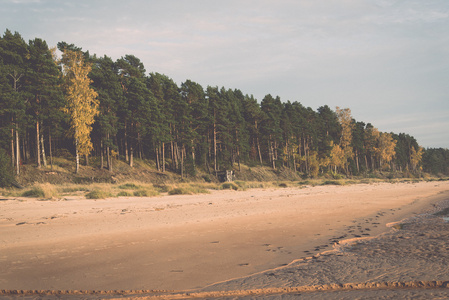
left=2, top=173, right=445, bottom=201
left=165, top=183, right=212, bottom=195
left=20, top=183, right=58, bottom=199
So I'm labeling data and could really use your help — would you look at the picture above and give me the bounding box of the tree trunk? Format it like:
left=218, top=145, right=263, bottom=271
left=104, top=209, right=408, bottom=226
left=156, top=146, right=160, bottom=171
left=237, top=142, right=241, bottom=172
left=124, top=125, right=129, bottom=162
left=162, top=142, right=165, bottom=172
left=255, top=121, right=263, bottom=166
left=49, top=130, right=53, bottom=171
left=213, top=119, right=217, bottom=173
left=257, top=136, right=263, bottom=166
left=293, top=151, right=297, bottom=172
left=75, top=138, right=80, bottom=174
left=129, top=145, right=133, bottom=167
left=171, top=141, right=177, bottom=170
left=304, top=137, right=308, bottom=174
left=100, top=140, right=104, bottom=169
left=269, top=139, right=275, bottom=169
left=191, top=143, right=196, bottom=173
left=181, top=145, right=184, bottom=178
left=107, top=146, right=112, bottom=172
left=36, top=120, right=41, bottom=168
left=41, top=133, right=47, bottom=167
left=11, top=127, right=15, bottom=173
left=137, top=132, right=142, bottom=160
left=273, top=138, right=279, bottom=164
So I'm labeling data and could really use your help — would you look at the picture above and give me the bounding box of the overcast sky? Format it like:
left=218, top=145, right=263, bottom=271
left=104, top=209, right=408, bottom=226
left=2, top=0, right=448, bottom=148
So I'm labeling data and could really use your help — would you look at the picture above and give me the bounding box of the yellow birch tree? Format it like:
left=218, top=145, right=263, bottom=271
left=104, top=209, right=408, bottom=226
left=61, top=50, right=99, bottom=173
left=410, top=146, right=424, bottom=172
left=336, top=107, right=354, bottom=174
left=378, top=132, right=396, bottom=170
left=330, top=142, right=345, bottom=173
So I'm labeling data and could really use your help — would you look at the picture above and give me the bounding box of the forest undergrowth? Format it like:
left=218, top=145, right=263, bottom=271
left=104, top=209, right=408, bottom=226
left=0, top=155, right=446, bottom=200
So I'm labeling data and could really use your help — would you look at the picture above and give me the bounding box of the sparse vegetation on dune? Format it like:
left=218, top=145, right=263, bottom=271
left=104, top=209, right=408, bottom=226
left=0, top=157, right=447, bottom=199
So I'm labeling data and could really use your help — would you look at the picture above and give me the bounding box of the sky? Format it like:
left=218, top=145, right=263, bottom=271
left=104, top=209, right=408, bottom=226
left=1, top=0, right=448, bottom=149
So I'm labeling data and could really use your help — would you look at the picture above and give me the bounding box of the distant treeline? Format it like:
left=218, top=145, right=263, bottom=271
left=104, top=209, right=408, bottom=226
left=1, top=29, right=448, bottom=178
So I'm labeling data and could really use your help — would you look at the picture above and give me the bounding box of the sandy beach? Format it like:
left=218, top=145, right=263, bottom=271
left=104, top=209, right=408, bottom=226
left=1, top=180, right=449, bottom=298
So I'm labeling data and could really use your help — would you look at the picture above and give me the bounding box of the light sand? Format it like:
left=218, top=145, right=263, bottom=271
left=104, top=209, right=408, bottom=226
left=1, top=181, right=449, bottom=297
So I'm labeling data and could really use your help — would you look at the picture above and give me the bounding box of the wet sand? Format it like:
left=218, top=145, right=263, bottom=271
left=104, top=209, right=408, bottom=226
left=1, top=180, right=449, bottom=298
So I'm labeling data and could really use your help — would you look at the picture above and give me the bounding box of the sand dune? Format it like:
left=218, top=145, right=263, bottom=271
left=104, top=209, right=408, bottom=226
left=1, top=180, right=449, bottom=298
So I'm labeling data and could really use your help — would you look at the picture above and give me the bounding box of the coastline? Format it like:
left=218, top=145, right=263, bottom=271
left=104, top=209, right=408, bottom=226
left=1, top=181, right=449, bottom=298
left=199, top=192, right=449, bottom=296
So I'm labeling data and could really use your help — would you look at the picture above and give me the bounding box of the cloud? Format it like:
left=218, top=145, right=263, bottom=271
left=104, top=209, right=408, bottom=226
left=1, top=0, right=448, bottom=148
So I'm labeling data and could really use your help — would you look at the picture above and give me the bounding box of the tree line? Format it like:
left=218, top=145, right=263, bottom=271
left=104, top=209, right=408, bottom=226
left=1, top=30, right=448, bottom=179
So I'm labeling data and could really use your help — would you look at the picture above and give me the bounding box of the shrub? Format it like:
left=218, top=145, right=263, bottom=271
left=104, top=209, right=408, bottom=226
left=202, top=175, right=212, bottom=183
left=22, top=187, right=45, bottom=198
left=0, top=149, right=14, bottom=188
left=21, top=183, right=58, bottom=199
left=322, top=180, right=345, bottom=186
left=86, top=189, right=110, bottom=199
left=221, top=182, right=238, bottom=190
left=332, top=173, right=345, bottom=180
left=154, top=184, right=170, bottom=193
left=133, top=189, right=148, bottom=197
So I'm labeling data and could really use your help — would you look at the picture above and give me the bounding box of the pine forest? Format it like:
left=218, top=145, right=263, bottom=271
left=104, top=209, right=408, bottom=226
left=1, top=30, right=448, bottom=186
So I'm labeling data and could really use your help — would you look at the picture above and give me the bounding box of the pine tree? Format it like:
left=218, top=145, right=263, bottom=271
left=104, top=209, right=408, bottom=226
left=89, top=55, right=121, bottom=171
left=181, top=79, right=208, bottom=170
left=242, top=94, right=264, bottom=165
left=351, top=121, right=366, bottom=174
left=26, top=38, right=63, bottom=169
left=260, top=94, right=283, bottom=169
left=0, top=30, right=28, bottom=175
left=116, top=54, right=146, bottom=165
left=364, top=123, right=380, bottom=171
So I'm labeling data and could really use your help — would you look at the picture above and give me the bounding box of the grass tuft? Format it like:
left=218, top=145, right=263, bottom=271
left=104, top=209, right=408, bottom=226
left=391, top=223, right=404, bottom=230
left=322, top=180, right=346, bottom=186
left=117, top=191, right=131, bottom=197
left=119, top=183, right=140, bottom=190
left=168, top=188, right=191, bottom=195
left=434, top=207, right=449, bottom=216
left=133, top=189, right=159, bottom=197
